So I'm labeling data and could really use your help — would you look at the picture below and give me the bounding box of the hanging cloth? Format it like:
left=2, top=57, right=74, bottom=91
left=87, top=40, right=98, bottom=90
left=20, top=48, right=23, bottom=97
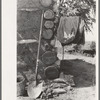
left=57, top=16, right=85, bottom=46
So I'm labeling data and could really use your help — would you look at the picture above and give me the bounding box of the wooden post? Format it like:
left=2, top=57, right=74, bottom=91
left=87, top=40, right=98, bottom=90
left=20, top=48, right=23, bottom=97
left=62, top=46, right=64, bottom=60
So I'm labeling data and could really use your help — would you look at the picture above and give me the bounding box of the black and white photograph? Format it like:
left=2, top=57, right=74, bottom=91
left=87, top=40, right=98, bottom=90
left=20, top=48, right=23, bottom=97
left=16, top=0, right=98, bottom=100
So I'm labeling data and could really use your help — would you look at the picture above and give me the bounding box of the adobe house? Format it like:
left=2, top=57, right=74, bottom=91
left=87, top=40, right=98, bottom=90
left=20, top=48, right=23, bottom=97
left=17, top=0, right=60, bottom=80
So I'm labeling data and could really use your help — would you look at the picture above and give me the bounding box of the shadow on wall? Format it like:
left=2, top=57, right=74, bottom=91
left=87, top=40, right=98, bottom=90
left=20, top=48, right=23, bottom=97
left=60, top=59, right=95, bottom=88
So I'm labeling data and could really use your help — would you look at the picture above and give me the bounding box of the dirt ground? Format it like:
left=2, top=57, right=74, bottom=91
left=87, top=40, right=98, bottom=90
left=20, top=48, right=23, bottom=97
left=17, top=53, right=96, bottom=100
left=54, top=55, right=96, bottom=100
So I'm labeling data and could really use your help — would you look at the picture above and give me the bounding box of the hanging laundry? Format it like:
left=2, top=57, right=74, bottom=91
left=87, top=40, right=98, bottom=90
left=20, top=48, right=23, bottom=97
left=57, top=16, right=85, bottom=46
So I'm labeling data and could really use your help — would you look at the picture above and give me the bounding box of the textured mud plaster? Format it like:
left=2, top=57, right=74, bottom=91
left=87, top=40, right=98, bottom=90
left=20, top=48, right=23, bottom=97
left=17, top=10, right=42, bottom=40
left=17, top=0, right=46, bottom=40
left=17, top=0, right=44, bottom=66
left=17, top=0, right=43, bottom=10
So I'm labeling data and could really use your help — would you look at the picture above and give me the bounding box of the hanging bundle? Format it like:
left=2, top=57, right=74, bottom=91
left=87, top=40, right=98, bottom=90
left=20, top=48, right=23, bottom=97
left=57, top=16, right=85, bottom=46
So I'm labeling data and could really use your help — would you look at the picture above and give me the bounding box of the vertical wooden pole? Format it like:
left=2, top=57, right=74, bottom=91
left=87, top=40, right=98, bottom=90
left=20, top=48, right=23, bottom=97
left=62, top=46, right=64, bottom=60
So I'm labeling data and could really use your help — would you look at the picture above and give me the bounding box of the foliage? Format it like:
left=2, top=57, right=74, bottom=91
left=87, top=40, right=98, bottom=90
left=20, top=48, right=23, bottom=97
left=56, top=0, right=96, bottom=32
